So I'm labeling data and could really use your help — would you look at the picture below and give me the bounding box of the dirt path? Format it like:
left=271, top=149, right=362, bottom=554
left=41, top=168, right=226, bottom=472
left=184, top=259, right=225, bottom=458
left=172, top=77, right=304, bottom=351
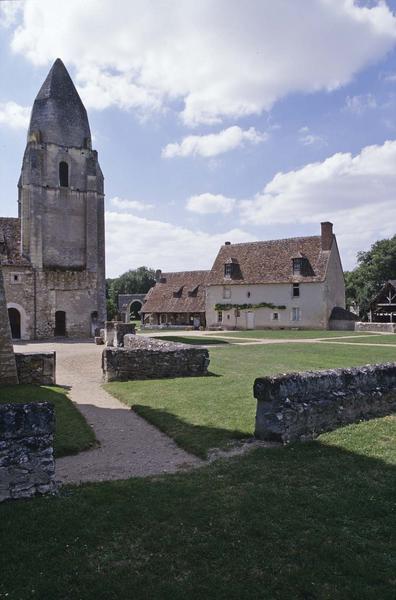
left=14, top=340, right=202, bottom=484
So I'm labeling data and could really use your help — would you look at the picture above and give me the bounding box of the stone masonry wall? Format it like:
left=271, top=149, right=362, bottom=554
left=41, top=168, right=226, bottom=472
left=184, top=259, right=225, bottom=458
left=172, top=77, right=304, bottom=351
left=355, top=322, right=396, bottom=334
left=254, top=363, right=396, bottom=443
left=102, top=335, right=210, bottom=382
left=15, top=352, right=56, bottom=385
left=0, top=267, right=18, bottom=384
left=0, top=402, right=57, bottom=502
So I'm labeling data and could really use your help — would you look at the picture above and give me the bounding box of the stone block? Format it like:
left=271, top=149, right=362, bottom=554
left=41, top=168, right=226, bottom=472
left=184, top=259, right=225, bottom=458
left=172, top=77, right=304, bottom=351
left=0, top=402, right=57, bottom=502
left=103, top=335, right=210, bottom=381
left=254, top=362, right=396, bottom=443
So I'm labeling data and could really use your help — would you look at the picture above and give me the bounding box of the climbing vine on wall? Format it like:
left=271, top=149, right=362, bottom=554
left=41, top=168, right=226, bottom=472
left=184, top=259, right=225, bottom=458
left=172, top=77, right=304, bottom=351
left=214, top=302, right=286, bottom=312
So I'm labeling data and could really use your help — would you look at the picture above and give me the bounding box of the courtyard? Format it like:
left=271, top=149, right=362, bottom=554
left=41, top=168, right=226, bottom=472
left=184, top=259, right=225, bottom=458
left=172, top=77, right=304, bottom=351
left=0, top=332, right=395, bottom=599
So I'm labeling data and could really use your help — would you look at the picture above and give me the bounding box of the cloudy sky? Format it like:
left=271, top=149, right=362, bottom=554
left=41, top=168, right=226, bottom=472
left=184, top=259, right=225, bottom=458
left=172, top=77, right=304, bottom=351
left=1, top=0, right=396, bottom=277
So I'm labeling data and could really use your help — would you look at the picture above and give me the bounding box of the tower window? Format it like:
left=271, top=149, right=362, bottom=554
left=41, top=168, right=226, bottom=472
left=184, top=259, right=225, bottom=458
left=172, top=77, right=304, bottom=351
left=59, top=161, right=69, bottom=187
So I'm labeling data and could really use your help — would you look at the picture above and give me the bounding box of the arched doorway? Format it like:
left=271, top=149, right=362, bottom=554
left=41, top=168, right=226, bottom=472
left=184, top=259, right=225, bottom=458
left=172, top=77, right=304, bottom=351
left=128, top=300, right=143, bottom=321
left=8, top=308, right=21, bottom=339
left=55, top=311, right=66, bottom=337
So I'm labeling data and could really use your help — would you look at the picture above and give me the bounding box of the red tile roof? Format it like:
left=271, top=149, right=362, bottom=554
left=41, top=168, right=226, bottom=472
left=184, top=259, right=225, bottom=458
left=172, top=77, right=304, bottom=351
left=143, top=271, right=208, bottom=314
left=207, top=236, right=331, bottom=285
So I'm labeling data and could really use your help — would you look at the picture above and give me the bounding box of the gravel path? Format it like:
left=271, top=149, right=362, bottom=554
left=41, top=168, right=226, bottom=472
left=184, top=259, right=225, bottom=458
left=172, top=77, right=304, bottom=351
left=14, top=340, right=202, bottom=484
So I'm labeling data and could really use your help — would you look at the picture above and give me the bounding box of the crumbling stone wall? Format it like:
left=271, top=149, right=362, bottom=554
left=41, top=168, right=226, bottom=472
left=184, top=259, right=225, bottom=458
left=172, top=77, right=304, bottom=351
left=15, top=352, right=56, bottom=385
left=104, top=321, right=136, bottom=347
left=254, top=363, right=396, bottom=443
left=102, top=335, right=210, bottom=381
left=0, top=402, right=57, bottom=502
left=0, top=267, right=18, bottom=385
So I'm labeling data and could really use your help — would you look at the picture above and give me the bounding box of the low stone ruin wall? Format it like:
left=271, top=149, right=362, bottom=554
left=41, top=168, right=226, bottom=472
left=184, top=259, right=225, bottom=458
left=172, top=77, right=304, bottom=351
left=0, top=402, right=57, bottom=502
left=355, top=322, right=396, bottom=334
left=105, top=321, right=136, bottom=347
left=254, top=362, right=396, bottom=444
left=15, top=352, right=56, bottom=385
left=102, top=335, right=210, bottom=382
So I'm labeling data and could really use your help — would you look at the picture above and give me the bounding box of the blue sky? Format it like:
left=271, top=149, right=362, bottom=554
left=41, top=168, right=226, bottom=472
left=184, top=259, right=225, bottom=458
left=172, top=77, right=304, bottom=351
left=1, top=0, right=396, bottom=277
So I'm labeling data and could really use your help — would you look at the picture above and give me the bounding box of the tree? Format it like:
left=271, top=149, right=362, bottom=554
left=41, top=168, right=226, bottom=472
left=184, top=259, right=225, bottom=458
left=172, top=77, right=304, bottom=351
left=106, top=267, right=156, bottom=317
left=345, top=235, right=396, bottom=319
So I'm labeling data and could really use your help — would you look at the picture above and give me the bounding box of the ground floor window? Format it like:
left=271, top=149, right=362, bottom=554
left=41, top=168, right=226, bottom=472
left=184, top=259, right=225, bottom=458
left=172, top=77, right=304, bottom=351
left=217, top=311, right=223, bottom=323
left=272, top=312, right=279, bottom=321
left=291, top=307, right=301, bottom=322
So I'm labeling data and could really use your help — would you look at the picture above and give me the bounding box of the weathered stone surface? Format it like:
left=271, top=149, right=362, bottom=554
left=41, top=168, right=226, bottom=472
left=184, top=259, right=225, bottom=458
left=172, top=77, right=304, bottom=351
left=0, top=267, right=18, bottom=385
left=0, top=402, right=57, bottom=502
left=102, top=335, right=210, bottom=381
left=15, top=352, right=56, bottom=385
left=355, top=322, right=396, bottom=334
left=254, top=362, right=396, bottom=443
left=105, top=321, right=136, bottom=347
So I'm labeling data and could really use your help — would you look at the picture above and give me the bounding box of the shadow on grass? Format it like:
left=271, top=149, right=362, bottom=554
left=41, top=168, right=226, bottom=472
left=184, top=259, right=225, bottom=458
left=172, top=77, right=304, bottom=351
left=155, top=335, right=229, bottom=345
left=133, top=404, right=247, bottom=458
left=0, top=384, right=96, bottom=458
left=0, top=433, right=395, bottom=599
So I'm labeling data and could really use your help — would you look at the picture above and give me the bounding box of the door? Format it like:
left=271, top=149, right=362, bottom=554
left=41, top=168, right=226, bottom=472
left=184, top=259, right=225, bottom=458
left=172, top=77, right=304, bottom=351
left=246, top=311, right=255, bottom=330
left=8, top=308, right=21, bottom=339
left=55, top=311, right=66, bottom=336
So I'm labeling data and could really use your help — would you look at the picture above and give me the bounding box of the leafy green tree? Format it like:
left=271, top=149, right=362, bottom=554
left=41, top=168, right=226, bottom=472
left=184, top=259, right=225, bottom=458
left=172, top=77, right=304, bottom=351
left=345, top=235, right=396, bottom=318
left=106, top=267, right=156, bottom=316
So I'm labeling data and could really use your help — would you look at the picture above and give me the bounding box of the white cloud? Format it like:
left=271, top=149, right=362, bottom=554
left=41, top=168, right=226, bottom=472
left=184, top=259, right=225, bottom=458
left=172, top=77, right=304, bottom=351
left=110, top=197, right=154, bottom=211
left=105, top=211, right=254, bottom=277
left=0, top=1, right=23, bottom=28
left=162, top=126, right=267, bottom=158
left=239, top=139, right=396, bottom=267
left=0, top=101, right=30, bottom=129
left=344, top=93, right=378, bottom=114
left=9, top=0, right=396, bottom=125
left=298, top=126, right=325, bottom=146
left=186, top=193, right=236, bottom=215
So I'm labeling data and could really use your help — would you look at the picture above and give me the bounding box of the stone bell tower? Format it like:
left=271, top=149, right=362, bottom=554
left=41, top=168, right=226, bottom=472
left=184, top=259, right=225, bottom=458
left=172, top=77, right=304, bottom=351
left=16, top=58, right=106, bottom=338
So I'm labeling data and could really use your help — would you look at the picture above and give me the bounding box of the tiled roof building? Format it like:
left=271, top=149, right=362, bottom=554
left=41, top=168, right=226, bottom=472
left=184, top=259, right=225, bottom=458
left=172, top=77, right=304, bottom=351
left=142, top=223, right=346, bottom=330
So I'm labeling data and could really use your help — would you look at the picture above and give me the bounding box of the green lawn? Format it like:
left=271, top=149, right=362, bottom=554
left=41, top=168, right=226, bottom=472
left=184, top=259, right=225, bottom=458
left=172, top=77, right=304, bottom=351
left=205, top=329, right=374, bottom=339
left=0, top=417, right=395, bottom=599
left=0, top=385, right=96, bottom=457
left=106, top=342, right=396, bottom=458
left=326, top=334, right=396, bottom=345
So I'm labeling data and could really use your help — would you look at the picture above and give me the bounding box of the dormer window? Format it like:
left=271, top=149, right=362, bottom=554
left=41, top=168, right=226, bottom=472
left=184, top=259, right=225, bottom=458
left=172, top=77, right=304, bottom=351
left=292, top=258, right=303, bottom=275
left=173, top=286, right=184, bottom=298
left=59, top=161, right=69, bottom=187
left=292, top=255, right=311, bottom=276
left=224, top=258, right=239, bottom=279
left=224, top=263, right=233, bottom=278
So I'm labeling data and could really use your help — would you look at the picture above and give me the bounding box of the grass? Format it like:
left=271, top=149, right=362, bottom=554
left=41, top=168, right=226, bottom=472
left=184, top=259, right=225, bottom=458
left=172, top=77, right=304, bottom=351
left=0, top=385, right=96, bottom=457
left=106, top=342, right=396, bottom=458
left=0, top=417, right=395, bottom=599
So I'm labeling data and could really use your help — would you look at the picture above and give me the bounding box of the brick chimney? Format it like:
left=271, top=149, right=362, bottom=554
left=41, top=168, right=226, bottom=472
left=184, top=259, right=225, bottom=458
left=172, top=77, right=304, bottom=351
left=321, top=222, right=333, bottom=251
left=155, top=269, right=162, bottom=282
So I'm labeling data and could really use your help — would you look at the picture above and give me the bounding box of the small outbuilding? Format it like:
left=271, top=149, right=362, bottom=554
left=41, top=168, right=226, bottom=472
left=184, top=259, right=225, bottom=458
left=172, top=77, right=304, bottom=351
left=369, top=280, right=396, bottom=323
left=142, top=270, right=208, bottom=328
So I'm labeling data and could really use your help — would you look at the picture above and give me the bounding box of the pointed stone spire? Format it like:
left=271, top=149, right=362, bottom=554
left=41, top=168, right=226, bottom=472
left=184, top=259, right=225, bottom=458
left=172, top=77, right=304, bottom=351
left=28, top=58, right=91, bottom=148
left=0, top=267, right=18, bottom=385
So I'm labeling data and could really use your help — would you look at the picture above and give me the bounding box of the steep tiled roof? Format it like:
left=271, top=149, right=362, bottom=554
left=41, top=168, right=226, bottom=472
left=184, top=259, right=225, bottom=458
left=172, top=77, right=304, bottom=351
left=143, top=271, right=208, bottom=314
left=207, top=236, right=331, bottom=285
left=0, top=218, right=30, bottom=266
